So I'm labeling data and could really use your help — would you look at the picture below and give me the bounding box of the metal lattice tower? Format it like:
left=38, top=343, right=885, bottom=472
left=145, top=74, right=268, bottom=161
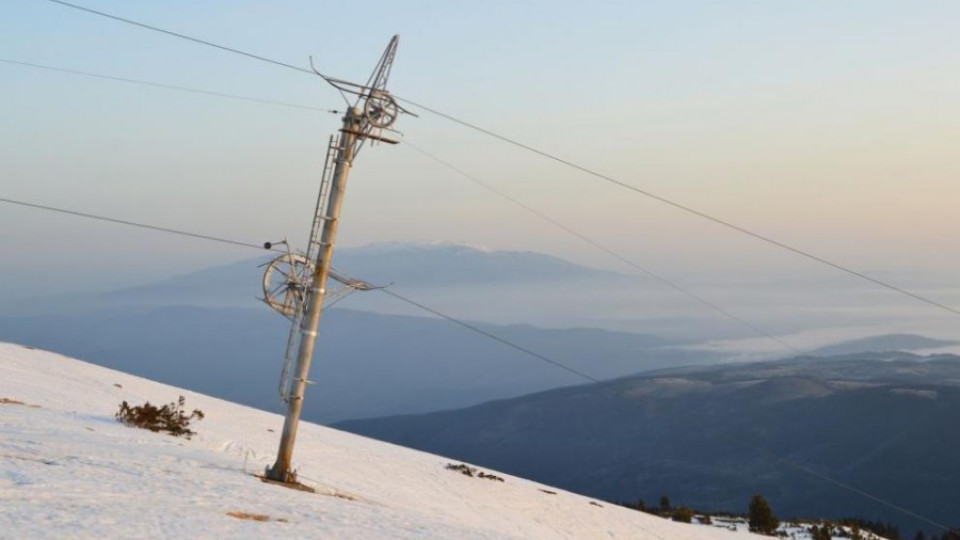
left=259, top=35, right=410, bottom=485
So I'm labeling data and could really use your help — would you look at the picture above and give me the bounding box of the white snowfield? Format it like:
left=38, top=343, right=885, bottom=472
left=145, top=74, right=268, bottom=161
left=0, top=343, right=768, bottom=539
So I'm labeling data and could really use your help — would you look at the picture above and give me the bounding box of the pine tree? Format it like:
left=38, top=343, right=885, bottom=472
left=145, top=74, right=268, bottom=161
left=811, top=525, right=832, bottom=540
left=747, top=494, right=779, bottom=536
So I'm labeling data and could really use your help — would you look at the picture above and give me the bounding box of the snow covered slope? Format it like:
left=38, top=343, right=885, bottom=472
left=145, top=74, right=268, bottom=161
left=0, top=342, right=766, bottom=539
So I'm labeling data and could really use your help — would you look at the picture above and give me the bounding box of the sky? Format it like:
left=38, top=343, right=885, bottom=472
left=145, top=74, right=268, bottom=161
left=3, top=1, right=960, bottom=325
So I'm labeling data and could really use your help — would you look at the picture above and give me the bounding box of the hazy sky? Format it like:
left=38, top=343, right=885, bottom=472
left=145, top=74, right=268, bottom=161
left=3, top=1, right=960, bottom=305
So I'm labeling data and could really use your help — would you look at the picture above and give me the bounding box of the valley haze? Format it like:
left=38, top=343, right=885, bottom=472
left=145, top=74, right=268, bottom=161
left=2, top=243, right=955, bottom=425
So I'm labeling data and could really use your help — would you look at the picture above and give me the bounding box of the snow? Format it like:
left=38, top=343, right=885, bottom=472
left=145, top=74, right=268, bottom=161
left=0, top=342, right=774, bottom=539
left=695, top=515, right=888, bottom=540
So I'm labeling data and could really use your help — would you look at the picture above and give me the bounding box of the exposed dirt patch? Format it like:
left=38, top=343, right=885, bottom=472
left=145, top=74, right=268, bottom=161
left=1, top=398, right=39, bottom=408
left=226, top=511, right=288, bottom=523
left=257, top=474, right=318, bottom=494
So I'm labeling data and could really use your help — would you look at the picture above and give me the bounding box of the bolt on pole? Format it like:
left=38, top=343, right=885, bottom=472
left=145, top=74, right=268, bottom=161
left=266, top=107, right=362, bottom=483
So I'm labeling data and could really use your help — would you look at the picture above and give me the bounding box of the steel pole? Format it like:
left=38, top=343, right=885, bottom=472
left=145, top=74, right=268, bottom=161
left=267, top=107, right=362, bottom=483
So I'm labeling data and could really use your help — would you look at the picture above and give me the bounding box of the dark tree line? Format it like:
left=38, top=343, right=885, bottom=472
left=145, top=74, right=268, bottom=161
left=613, top=491, right=958, bottom=540
left=921, top=530, right=960, bottom=540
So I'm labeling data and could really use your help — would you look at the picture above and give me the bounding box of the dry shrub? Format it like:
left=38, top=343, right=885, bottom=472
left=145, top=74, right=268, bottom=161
left=115, top=395, right=204, bottom=438
left=445, top=462, right=505, bottom=482
left=477, top=471, right=505, bottom=482
left=446, top=462, right=477, bottom=477
left=672, top=507, right=695, bottom=523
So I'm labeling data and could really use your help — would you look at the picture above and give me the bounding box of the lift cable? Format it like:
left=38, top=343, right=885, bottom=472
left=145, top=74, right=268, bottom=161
left=2, top=55, right=802, bottom=357
left=37, top=0, right=960, bottom=320
left=404, top=141, right=805, bottom=357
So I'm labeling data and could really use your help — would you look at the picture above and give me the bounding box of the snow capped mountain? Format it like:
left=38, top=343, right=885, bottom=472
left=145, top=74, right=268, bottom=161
left=0, top=342, right=764, bottom=539
left=332, top=241, right=630, bottom=286
left=346, top=240, right=497, bottom=254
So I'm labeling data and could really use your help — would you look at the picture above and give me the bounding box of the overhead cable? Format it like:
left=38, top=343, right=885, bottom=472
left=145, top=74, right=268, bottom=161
left=0, top=195, right=591, bottom=382
left=404, top=141, right=805, bottom=357
left=0, top=197, right=269, bottom=251
left=378, top=288, right=601, bottom=383
left=3, top=52, right=805, bottom=358
left=0, top=58, right=335, bottom=113
left=38, top=0, right=960, bottom=319
left=41, top=0, right=315, bottom=75
left=396, top=96, right=960, bottom=319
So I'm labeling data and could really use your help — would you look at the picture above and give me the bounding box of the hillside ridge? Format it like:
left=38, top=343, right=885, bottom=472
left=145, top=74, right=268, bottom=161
left=0, top=342, right=764, bottom=539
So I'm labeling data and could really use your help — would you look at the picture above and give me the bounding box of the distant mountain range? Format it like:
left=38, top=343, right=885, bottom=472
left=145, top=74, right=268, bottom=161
left=0, top=306, right=699, bottom=422
left=5, top=243, right=639, bottom=331
left=334, top=242, right=632, bottom=286
left=3, top=241, right=957, bottom=425
left=15, top=242, right=950, bottom=349
left=97, top=242, right=630, bottom=307
left=337, top=352, right=960, bottom=535
left=2, top=295, right=951, bottom=425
